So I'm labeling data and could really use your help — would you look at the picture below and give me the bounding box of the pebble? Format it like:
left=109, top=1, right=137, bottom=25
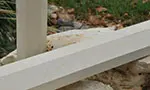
left=48, top=5, right=59, bottom=15
left=59, top=26, right=74, bottom=32
left=73, top=22, right=89, bottom=29
left=0, top=50, right=17, bottom=65
left=51, top=13, right=57, bottom=19
left=58, top=80, right=113, bottom=90
left=58, top=21, right=90, bottom=31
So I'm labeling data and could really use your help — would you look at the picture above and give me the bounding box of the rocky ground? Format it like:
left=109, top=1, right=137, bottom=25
left=58, top=56, right=150, bottom=90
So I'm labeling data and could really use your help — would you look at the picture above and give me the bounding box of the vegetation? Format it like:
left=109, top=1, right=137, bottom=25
left=49, top=0, right=150, bottom=24
left=0, top=0, right=16, bottom=58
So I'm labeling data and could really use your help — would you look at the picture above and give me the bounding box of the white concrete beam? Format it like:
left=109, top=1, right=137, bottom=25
left=0, top=29, right=149, bottom=90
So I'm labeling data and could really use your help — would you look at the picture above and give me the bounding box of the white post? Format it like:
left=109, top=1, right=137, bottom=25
left=16, top=0, right=47, bottom=60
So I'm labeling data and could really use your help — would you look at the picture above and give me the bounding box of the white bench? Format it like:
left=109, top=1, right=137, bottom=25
left=0, top=0, right=150, bottom=90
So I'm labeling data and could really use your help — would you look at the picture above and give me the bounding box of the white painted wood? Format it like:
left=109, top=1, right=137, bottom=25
left=0, top=29, right=150, bottom=90
left=0, top=28, right=116, bottom=65
left=30, top=30, right=150, bottom=90
left=2, top=19, right=150, bottom=63
left=16, top=0, right=47, bottom=60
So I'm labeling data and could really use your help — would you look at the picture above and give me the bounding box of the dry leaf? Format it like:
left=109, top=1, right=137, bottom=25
left=106, top=22, right=116, bottom=27
left=122, top=19, right=133, bottom=25
left=58, top=12, right=73, bottom=21
left=105, top=13, right=113, bottom=20
left=96, top=6, right=107, bottom=12
left=0, top=9, right=15, bottom=14
left=131, top=0, right=138, bottom=7
left=143, top=0, right=149, bottom=3
left=99, top=20, right=107, bottom=27
left=57, top=8, right=75, bottom=21
left=88, top=15, right=100, bottom=26
left=116, top=24, right=124, bottom=30
left=124, top=13, right=129, bottom=17
left=67, top=8, right=75, bottom=14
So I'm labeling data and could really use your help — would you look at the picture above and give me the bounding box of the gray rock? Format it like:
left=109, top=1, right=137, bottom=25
left=0, top=50, right=17, bottom=65
left=73, top=22, right=90, bottom=29
left=48, top=5, right=59, bottom=15
left=58, top=21, right=90, bottom=32
left=59, top=26, right=74, bottom=32
left=59, top=80, right=113, bottom=90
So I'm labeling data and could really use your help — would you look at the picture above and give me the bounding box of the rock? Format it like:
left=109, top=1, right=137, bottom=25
left=47, top=5, right=59, bottom=26
left=0, top=50, right=17, bottom=65
left=59, top=26, right=74, bottom=32
left=127, top=87, right=142, bottom=90
left=88, top=57, right=150, bottom=90
left=73, top=22, right=89, bottom=29
left=49, top=14, right=58, bottom=25
left=139, top=55, right=150, bottom=64
left=57, top=19, right=74, bottom=27
left=51, top=13, right=58, bottom=19
left=48, top=5, right=59, bottom=15
left=58, top=80, right=113, bottom=90
left=58, top=21, right=90, bottom=31
left=58, top=22, right=90, bottom=31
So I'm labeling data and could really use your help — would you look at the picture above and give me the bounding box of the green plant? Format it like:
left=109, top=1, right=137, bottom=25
left=49, top=0, right=150, bottom=23
left=0, top=0, right=16, bottom=58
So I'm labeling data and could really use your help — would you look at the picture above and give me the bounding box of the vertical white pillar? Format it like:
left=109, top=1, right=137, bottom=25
left=16, top=0, right=47, bottom=60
